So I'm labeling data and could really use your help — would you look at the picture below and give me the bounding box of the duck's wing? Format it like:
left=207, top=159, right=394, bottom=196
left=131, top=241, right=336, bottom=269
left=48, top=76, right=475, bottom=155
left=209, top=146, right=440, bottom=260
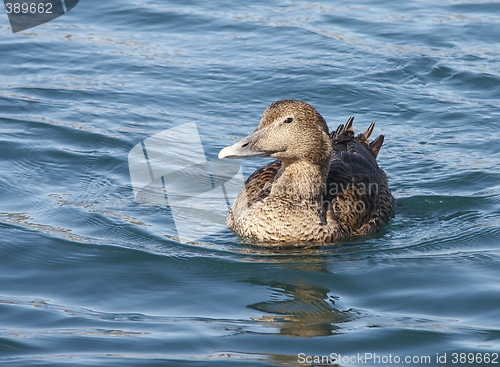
left=227, top=160, right=281, bottom=228
left=325, top=118, right=393, bottom=236
left=242, top=160, right=281, bottom=204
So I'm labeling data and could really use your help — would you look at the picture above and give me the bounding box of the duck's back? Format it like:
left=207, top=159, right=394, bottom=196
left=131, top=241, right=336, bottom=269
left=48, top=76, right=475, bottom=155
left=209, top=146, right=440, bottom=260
left=324, top=120, right=393, bottom=237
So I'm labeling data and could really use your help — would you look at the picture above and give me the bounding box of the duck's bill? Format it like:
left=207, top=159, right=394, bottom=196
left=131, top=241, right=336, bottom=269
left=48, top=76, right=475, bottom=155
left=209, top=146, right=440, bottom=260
left=218, top=142, right=269, bottom=159
left=218, top=130, right=270, bottom=159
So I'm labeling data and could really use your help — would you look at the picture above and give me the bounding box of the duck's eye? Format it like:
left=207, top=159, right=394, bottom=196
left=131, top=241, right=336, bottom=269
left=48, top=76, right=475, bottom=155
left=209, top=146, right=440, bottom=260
left=284, top=117, right=294, bottom=124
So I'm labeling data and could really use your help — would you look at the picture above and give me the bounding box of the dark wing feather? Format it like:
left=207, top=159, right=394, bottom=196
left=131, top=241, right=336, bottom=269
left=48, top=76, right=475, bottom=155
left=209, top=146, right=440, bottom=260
left=227, top=160, right=281, bottom=228
left=325, top=119, right=393, bottom=236
left=242, top=160, right=281, bottom=205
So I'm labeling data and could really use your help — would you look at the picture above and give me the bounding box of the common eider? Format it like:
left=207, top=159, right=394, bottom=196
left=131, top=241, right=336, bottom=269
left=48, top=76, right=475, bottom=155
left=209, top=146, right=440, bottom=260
left=218, top=100, right=393, bottom=243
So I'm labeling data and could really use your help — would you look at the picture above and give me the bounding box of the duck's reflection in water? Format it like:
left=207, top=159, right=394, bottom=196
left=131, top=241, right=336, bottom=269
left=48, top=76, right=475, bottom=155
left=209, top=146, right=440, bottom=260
left=239, top=244, right=359, bottom=338
left=247, top=279, right=354, bottom=337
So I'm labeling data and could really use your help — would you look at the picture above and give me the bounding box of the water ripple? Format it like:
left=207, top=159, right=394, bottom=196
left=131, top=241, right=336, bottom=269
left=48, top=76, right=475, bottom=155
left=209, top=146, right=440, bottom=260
left=1, top=0, right=500, bottom=365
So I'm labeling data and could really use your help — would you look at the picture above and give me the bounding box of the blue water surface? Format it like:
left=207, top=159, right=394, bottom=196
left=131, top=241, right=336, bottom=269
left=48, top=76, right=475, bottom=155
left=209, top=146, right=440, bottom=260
left=1, top=0, right=500, bottom=366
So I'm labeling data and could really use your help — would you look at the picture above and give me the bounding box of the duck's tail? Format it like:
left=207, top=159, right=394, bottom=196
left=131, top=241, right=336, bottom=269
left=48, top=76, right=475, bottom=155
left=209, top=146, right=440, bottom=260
left=330, top=117, right=385, bottom=158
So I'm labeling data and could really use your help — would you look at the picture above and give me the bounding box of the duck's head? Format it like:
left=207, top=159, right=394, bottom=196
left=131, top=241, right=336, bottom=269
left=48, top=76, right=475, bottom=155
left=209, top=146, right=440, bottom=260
left=219, top=100, right=332, bottom=165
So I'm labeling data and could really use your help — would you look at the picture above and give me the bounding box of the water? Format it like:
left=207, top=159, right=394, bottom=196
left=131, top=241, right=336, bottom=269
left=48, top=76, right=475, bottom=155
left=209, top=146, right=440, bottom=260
left=1, top=0, right=500, bottom=365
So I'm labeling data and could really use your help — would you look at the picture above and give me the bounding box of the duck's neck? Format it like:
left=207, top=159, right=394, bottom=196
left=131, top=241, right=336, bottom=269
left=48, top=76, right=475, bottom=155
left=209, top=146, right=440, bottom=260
left=271, top=160, right=329, bottom=202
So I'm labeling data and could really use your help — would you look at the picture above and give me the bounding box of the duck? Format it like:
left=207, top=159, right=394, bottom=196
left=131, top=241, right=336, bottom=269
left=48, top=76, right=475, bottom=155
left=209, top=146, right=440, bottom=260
left=218, top=100, right=393, bottom=244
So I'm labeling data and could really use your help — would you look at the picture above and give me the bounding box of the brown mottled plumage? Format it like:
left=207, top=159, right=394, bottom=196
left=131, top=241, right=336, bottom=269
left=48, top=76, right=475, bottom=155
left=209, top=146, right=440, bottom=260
left=218, top=100, right=394, bottom=244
